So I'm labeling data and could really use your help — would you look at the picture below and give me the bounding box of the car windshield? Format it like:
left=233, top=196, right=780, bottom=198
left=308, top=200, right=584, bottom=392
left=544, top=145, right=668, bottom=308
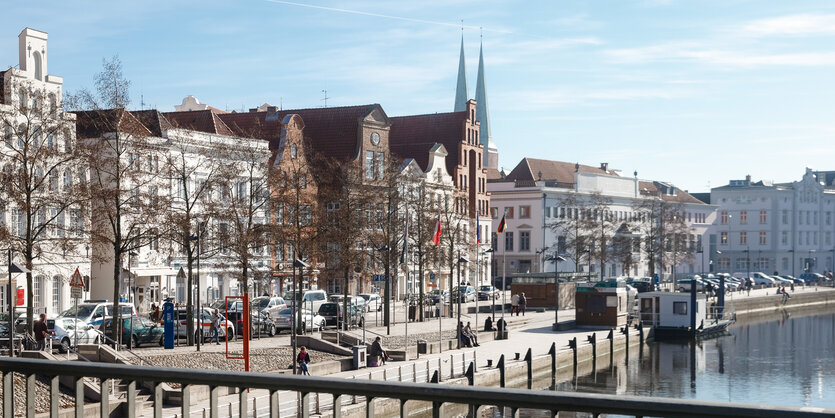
left=278, top=308, right=293, bottom=316
left=60, top=305, right=97, bottom=318
left=358, top=294, right=371, bottom=301
left=252, top=298, right=270, bottom=308
left=479, top=286, right=492, bottom=291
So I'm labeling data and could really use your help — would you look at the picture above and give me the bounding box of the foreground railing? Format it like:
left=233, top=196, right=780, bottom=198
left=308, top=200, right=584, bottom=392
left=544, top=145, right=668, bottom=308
left=1, top=357, right=832, bottom=418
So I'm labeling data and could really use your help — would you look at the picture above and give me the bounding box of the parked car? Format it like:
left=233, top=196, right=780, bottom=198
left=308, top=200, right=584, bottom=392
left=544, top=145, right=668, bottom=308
left=452, top=286, right=476, bottom=303
left=770, top=275, right=793, bottom=285
left=626, top=277, right=657, bottom=293
left=284, top=289, right=329, bottom=313
left=779, top=275, right=804, bottom=284
left=428, top=289, right=449, bottom=304
left=0, top=323, right=25, bottom=353
left=477, top=285, right=500, bottom=301
left=250, top=296, right=287, bottom=319
left=329, top=295, right=367, bottom=312
left=172, top=307, right=236, bottom=342
left=676, top=277, right=706, bottom=292
left=274, top=308, right=326, bottom=333
left=101, top=316, right=164, bottom=347
left=799, top=273, right=829, bottom=283
left=317, top=302, right=365, bottom=328
left=249, top=309, right=276, bottom=337
left=358, top=293, right=382, bottom=312
left=48, top=318, right=103, bottom=353
left=59, top=300, right=138, bottom=327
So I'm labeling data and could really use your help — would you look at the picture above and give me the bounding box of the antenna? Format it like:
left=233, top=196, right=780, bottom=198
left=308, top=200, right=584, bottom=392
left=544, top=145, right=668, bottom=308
left=280, top=97, right=283, bottom=110
left=140, top=94, right=145, bottom=110
left=321, top=89, right=329, bottom=108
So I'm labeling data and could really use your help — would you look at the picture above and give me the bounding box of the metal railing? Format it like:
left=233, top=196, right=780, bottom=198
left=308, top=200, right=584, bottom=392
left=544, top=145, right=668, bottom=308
left=2, top=357, right=832, bottom=418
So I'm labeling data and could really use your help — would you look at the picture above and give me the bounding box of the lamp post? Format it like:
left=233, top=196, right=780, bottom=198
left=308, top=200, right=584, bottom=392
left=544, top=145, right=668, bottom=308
left=808, top=249, right=816, bottom=273
left=551, top=254, right=566, bottom=329
left=788, top=249, right=795, bottom=277
left=583, top=248, right=591, bottom=281
left=744, top=248, right=750, bottom=284
left=291, top=258, right=309, bottom=375
left=7, top=250, right=29, bottom=357
left=128, top=251, right=137, bottom=349
left=188, top=226, right=201, bottom=352
left=377, top=245, right=391, bottom=335
left=455, top=253, right=469, bottom=349
left=484, top=248, right=495, bottom=321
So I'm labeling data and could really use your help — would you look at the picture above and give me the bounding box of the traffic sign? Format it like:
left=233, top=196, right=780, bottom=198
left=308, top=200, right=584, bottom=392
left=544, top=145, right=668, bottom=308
left=429, top=273, right=436, bottom=280
left=177, top=267, right=186, bottom=281
left=70, top=268, right=84, bottom=299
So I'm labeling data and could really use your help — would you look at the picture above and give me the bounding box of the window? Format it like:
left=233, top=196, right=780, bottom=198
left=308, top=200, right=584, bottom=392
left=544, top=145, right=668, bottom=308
left=557, top=236, right=566, bottom=254
left=34, top=277, right=43, bottom=309
left=491, top=232, right=498, bottom=251
left=720, top=211, right=728, bottom=224
left=300, top=205, right=312, bottom=226
left=782, top=258, right=789, bottom=271
left=720, top=231, right=728, bottom=245
left=739, top=231, right=747, bottom=245
left=63, top=171, right=72, bottom=191
left=520, top=231, right=531, bottom=251
left=827, top=232, right=832, bottom=246
left=52, top=276, right=62, bottom=313
left=300, top=174, right=307, bottom=189
left=759, top=231, right=767, bottom=245
left=827, top=212, right=832, bottom=226
left=739, top=211, right=747, bottom=224
left=504, top=207, right=514, bottom=219
left=782, top=210, right=788, bottom=225
left=781, top=231, right=788, bottom=245
left=759, top=210, right=767, bottom=224
left=673, top=302, right=687, bottom=315
left=505, top=232, right=514, bottom=252
left=14, top=209, right=25, bottom=237
left=237, top=181, right=247, bottom=201
left=377, top=152, right=385, bottom=179
left=365, top=151, right=374, bottom=179
left=519, top=206, right=531, bottom=219
left=735, top=258, right=749, bottom=270
left=717, top=258, right=730, bottom=271
left=290, top=144, right=297, bottom=159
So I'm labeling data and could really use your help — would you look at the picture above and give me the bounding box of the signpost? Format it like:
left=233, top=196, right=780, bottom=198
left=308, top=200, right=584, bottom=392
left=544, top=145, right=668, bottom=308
left=69, top=268, right=84, bottom=349
left=163, top=301, right=175, bottom=349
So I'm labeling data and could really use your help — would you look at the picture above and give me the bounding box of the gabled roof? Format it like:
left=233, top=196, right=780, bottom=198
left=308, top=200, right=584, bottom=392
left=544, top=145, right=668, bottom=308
left=389, top=111, right=467, bottom=175
left=74, top=109, right=152, bottom=139
left=219, top=104, right=380, bottom=160
left=131, top=110, right=172, bottom=137
left=638, top=181, right=704, bottom=204
left=164, top=109, right=235, bottom=136
left=504, top=158, right=617, bottom=183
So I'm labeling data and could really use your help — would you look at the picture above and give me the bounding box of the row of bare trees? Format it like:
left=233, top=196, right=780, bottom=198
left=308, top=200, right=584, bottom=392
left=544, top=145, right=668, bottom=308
left=548, top=191, right=695, bottom=280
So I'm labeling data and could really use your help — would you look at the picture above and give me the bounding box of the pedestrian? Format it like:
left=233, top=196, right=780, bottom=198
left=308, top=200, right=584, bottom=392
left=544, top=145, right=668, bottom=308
left=511, top=293, right=519, bottom=316
left=464, top=321, right=479, bottom=346
left=210, top=309, right=221, bottom=345
left=151, top=304, right=161, bottom=323
left=790, top=281, right=795, bottom=292
left=34, top=313, right=54, bottom=351
left=518, top=293, right=527, bottom=316
left=369, top=336, right=388, bottom=366
left=746, top=278, right=752, bottom=296
left=297, top=346, right=311, bottom=375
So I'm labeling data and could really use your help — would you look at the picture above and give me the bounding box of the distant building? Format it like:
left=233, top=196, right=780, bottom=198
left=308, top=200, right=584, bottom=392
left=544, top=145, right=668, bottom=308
left=708, top=169, right=835, bottom=277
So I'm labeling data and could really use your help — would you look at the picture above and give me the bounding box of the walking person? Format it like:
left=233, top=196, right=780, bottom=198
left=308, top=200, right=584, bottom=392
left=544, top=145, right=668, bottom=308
left=511, top=293, right=519, bottom=316
left=297, top=346, right=311, bottom=375
left=518, top=293, right=527, bottom=316
left=210, top=309, right=221, bottom=345
left=34, top=313, right=54, bottom=351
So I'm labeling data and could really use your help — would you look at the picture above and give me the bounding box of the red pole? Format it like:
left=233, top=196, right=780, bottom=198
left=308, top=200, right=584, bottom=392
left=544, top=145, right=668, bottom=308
left=243, top=293, right=250, bottom=372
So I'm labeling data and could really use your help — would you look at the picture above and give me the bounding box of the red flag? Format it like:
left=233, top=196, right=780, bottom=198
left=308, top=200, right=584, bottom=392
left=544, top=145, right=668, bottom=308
left=476, top=216, right=481, bottom=245
left=432, top=216, right=442, bottom=245
left=497, top=215, right=506, bottom=234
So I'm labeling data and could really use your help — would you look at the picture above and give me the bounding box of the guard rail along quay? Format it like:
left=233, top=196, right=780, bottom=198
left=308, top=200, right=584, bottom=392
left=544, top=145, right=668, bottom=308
left=1, top=357, right=833, bottom=417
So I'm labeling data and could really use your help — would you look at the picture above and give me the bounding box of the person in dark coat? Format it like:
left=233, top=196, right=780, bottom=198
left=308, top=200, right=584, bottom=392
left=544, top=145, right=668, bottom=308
left=297, top=346, right=311, bottom=375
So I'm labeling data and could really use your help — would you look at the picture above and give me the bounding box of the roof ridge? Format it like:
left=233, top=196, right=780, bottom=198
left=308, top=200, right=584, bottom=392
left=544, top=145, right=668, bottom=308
left=391, top=110, right=465, bottom=120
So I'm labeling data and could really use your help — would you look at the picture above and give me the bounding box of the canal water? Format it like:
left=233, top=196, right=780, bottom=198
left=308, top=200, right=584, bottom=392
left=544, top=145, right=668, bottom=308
left=555, top=309, right=835, bottom=410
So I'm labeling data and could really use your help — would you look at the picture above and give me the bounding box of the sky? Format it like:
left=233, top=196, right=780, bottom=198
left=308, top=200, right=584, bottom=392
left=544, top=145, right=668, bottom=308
left=3, top=0, right=835, bottom=193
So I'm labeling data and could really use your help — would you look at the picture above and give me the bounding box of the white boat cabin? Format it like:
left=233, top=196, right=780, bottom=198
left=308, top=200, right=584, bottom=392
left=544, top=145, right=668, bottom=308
left=638, top=292, right=706, bottom=329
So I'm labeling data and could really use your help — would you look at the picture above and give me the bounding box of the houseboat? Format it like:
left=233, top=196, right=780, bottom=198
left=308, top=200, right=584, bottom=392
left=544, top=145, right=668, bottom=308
left=637, top=292, right=734, bottom=340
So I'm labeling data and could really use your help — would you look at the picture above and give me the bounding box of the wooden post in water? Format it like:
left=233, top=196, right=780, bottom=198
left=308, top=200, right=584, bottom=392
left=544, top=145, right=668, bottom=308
left=548, top=342, right=557, bottom=385
left=568, top=337, right=578, bottom=375
left=497, top=354, right=506, bottom=388
left=524, top=348, right=533, bottom=389
left=587, top=333, right=597, bottom=372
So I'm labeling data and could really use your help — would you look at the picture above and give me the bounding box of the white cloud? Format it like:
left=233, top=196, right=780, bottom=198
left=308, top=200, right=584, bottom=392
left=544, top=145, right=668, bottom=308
left=739, top=13, right=835, bottom=37
left=606, top=41, right=835, bottom=67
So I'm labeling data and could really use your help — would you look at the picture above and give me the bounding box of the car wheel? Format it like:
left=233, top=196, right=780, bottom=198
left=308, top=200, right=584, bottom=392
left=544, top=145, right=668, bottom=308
left=678, top=287, right=686, bottom=292
left=320, top=320, right=326, bottom=330
left=268, top=325, right=276, bottom=337
left=131, top=335, right=139, bottom=349
left=59, top=338, right=70, bottom=354
left=227, top=327, right=235, bottom=341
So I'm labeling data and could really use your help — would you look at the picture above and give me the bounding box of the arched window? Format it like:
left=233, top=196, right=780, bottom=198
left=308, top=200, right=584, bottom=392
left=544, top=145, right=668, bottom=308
left=33, top=51, right=43, bottom=81
left=17, top=124, right=25, bottom=149
left=48, top=93, right=58, bottom=116
left=34, top=275, right=45, bottom=309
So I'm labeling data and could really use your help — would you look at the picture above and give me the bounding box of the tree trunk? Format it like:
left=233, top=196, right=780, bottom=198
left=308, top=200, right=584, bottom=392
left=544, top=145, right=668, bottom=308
left=186, top=237, right=194, bottom=346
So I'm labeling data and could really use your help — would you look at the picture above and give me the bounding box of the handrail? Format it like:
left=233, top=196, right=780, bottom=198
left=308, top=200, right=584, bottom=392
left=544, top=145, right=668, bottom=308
left=98, top=333, right=156, bottom=367
left=0, top=357, right=830, bottom=418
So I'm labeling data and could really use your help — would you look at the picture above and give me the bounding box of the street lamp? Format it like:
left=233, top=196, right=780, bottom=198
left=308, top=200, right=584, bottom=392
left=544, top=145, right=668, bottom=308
left=743, top=248, right=750, bottom=283
left=714, top=250, right=722, bottom=274
left=188, top=227, right=201, bottom=352
left=788, top=249, right=795, bottom=277
left=128, top=251, right=138, bottom=349
left=455, top=253, right=469, bottom=349
left=583, top=248, right=591, bottom=281
left=484, top=248, right=495, bottom=321
left=808, top=249, right=816, bottom=273
left=7, top=250, right=29, bottom=357
left=550, top=254, right=566, bottom=329
left=377, top=245, right=391, bottom=335
left=291, top=258, right=309, bottom=375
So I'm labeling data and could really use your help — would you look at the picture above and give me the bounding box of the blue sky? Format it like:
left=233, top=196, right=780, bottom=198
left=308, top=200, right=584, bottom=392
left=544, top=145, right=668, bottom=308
left=3, top=1, right=835, bottom=193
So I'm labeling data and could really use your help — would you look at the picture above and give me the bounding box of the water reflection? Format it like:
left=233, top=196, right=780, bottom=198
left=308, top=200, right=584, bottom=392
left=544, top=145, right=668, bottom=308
left=552, top=311, right=835, bottom=410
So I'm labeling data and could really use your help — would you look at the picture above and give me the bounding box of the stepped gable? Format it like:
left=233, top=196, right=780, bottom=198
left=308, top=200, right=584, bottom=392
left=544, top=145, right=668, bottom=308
left=164, top=109, right=235, bottom=136
left=505, top=158, right=617, bottom=184
left=389, top=110, right=468, bottom=176
left=219, top=104, right=377, bottom=160
left=74, top=108, right=152, bottom=139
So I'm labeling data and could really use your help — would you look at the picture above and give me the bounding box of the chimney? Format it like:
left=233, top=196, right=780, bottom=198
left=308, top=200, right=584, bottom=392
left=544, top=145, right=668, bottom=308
left=600, top=162, right=609, bottom=172
left=249, top=108, right=258, bottom=113
left=265, top=106, right=279, bottom=121
left=745, top=174, right=751, bottom=182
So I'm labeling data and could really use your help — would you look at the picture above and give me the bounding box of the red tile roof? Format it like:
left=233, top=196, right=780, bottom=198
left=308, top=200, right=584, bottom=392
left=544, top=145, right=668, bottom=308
left=388, top=111, right=467, bottom=175
left=504, top=158, right=617, bottom=184
left=218, top=104, right=379, bottom=160
left=131, top=110, right=172, bottom=137
left=164, top=109, right=235, bottom=136
left=74, top=109, right=152, bottom=139
left=638, top=181, right=705, bottom=204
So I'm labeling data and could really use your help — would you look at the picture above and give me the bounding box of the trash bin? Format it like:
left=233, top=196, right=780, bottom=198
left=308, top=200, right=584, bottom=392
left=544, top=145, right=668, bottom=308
left=417, top=339, right=427, bottom=354
left=352, top=345, right=367, bottom=369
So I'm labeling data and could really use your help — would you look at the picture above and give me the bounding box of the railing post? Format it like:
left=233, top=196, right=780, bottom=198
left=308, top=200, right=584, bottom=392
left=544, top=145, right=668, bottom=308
left=181, top=384, right=190, bottom=418
left=50, top=375, right=60, bottom=418
left=568, top=337, right=578, bottom=376
left=498, top=354, right=506, bottom=388
left=74, top=376, right=84, bottom=418
left=548, top=342, right=557, bottom=385
left=271, top=390, right=280, bottom=418
left=154, top=382, right=164, bottom=418
left=621, top=326, right=629, bottom=366
left=607, top=329, right=615, bottom=368
left=524, top=348, right=533, bottom=389
left=413, top=362, right=417, bottom=382
left=465, top=361, right=474, bottom=385
left=432, top=401, right=442, bottom=418
left=400, top=398, right=409, bottom=418
left=450, top=353, right=454, bottom=379
left=333, top=394, right=343, bottom=418
left=26, top=373, right=35, bottom=418
left=99, top=379, right=109, bottom=418
left=208, top=386, right=219, bottom=418
left=2, top=372, right=12, bottom=418
left=365, top=396, right=375, bottom=418
left=587, top=333, right=597, bottom=371
left=300, top=391, right=311, bottom=418
left=127, top=380, right=137, bottom=418
left=430, top=369, right=439, bottom=383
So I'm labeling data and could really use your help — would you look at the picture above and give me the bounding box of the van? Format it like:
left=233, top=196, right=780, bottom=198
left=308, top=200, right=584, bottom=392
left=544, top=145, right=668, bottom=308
left=286, top=290, right=328, bottom=313
left=58, top=300, right=138, bottom=326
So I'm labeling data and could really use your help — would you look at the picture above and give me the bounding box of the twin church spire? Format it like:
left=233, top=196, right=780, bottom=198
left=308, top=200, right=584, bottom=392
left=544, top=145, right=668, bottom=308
left=454, top=33, right=498, bottom=169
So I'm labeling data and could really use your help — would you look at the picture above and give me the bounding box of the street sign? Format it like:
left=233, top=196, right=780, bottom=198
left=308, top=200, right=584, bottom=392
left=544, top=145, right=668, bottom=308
left=70, top=268, right=84, bottom=300
left=177, top=267, right=186, bottom=281
left=373, top=274, right=386, bottom=282
left=429, top=273, right=436, bottom=280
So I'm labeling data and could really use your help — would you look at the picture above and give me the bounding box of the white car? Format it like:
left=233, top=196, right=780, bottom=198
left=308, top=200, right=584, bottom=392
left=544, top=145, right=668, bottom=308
left=47, top=318, right=103, bottom=353
left=274, top=308, right=326, bottom=333
left=359, top=293, right=382, bottom=312
left=251, top=296, right=287, bottom=319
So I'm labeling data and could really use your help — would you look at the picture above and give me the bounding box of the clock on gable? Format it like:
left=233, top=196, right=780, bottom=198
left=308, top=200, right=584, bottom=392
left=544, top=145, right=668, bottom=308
left=370, top=132, right=380, bottom=145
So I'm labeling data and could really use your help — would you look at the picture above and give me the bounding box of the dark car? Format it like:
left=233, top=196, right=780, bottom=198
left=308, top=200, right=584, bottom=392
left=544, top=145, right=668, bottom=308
left=428, top=290, right=449, bottom=304
left=101, top=316, right=164, bottom=347
left=318, top=302, right=364, bottom=328
left=799, top=273, right=829, bottom=283
left=249, top=310, right=276, bottom=337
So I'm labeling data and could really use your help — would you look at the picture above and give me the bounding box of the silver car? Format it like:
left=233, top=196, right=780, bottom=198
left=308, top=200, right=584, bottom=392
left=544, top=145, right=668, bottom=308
left=48, top=318, right=103, bottom=353
left=274, top=308, right=326, bottom=333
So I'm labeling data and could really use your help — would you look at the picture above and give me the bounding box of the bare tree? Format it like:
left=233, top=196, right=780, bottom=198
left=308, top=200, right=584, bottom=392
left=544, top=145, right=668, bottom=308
left=0, top=79, right=87, bottom=333
left=633, top=195, right=692, bottom=280
left=70, top=56, right=168, bottom=342
left=403, top=170, right=439, bottom=321
left=439, top=193, right=469, bottom=317
left=579, top=192, right=617, bottom=281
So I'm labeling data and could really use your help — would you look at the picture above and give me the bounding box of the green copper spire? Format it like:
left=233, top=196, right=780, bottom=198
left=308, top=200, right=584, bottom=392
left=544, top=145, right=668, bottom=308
left=454, top=35, right=469, bottom=112
left=475, top=40, right=498, bottom=168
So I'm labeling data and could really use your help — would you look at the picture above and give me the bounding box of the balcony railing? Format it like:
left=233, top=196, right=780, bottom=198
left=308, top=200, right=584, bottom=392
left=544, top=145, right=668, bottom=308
left=1, top=357, right=831, bottom=417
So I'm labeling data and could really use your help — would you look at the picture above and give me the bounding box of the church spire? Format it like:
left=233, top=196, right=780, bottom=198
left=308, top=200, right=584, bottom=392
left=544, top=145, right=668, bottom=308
left=454, top=34, right=469, bottom=112
left=475, top=37, right=498, bottom=169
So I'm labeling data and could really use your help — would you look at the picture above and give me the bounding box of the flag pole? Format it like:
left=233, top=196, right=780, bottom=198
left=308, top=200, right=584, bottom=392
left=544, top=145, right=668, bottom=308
left=437, top=205, right=442, bottom=354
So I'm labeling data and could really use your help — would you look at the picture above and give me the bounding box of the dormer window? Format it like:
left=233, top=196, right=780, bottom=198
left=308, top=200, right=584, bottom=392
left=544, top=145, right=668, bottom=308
left=290, top=144, right=298, bottom=159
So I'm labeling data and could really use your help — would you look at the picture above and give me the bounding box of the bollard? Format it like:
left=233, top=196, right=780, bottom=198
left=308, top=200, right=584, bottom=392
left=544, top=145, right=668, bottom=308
left=607, top=329, right=614, bottom=368
left=568, top=337, right=578, bottom=373
left=497, top=354, right=506, bottom=388
left=548, top=342, right=557, bottom=384
left=524, top=348, right=533, bottom=389
left=587, top=333, right=597, bottom=372
left=465, top=362, right=474, bottom=385
left=430, top=370, right=439, bottom=383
